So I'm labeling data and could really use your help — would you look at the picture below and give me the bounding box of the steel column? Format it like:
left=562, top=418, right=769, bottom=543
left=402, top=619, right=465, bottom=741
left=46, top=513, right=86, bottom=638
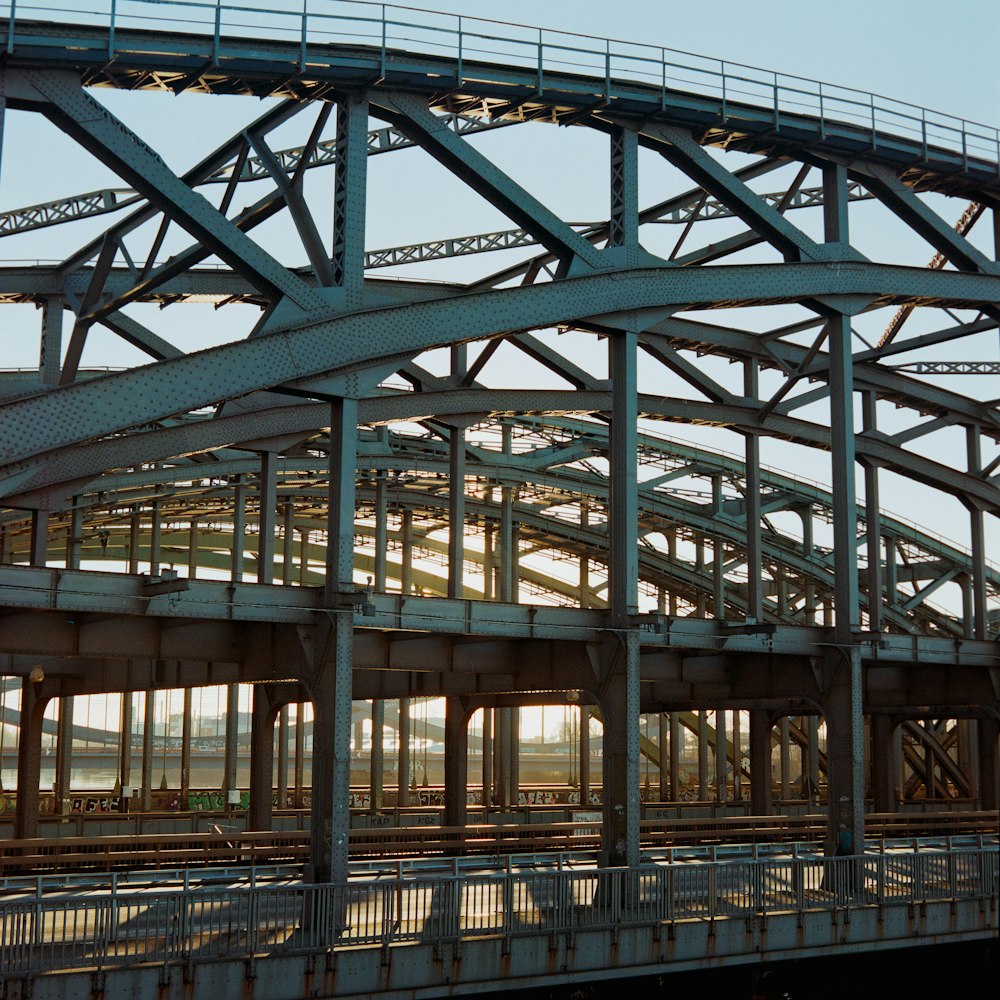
left=332, top=95, right=369, bottom=307
left=53, top=695, right=72, bottom=815
left=248, top=686, right=277, bottom=831
left=966, top=427, right=989, bottom=640
left=744, top=361, right=763, bottom=621
left=398, top=698, right=411, bottom=808
left=600, top=328, right=640, bottom=867
left=118, top=692, right=132, bottom=801
left=480, top=707, right=492, bottom=810
left=277, top=705, right=289, bottom=809
left=861, top=393, right=884, bottom=631
left=443, top=697, right=469, bottom=832
left=749, top=709, right=772, bottom=816
left=716, top=710, right=728, bottom=802
left=977, top=715, right=999, bottom=812
left=13, top=677, right=48, bottom=840
left=140, top=689, right=155, bottom=812
left=180, top=687, right=192, bottom=809
left=257, top=451, right=277, bottom=585
left=223, top=683, right=239, bottom=812
left=39, top=297, right=63, bottom=387
left=871, top=714, right=898, bottom=812
left=370, top=699, right=384, bottom=814
left=448, top=426, right=465, bottom=599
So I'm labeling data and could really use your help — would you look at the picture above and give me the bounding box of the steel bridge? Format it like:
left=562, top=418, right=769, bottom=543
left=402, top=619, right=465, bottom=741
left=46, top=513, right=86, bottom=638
left=0, top=1, right=998, bottom=996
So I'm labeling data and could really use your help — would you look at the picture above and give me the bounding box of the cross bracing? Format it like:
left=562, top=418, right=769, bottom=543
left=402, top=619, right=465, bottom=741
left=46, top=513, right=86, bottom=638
left=0, top=1, right=996, bottom=881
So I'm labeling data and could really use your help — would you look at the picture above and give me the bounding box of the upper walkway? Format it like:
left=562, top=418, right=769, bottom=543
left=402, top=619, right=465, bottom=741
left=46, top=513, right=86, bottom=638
left=2, top=1, right=998, bottom=199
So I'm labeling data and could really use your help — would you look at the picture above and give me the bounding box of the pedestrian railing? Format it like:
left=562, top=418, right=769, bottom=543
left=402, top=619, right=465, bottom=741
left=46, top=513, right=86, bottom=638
left=1, top=1, right=997, bottom=173
left=1, top=846, right=996, bottom=976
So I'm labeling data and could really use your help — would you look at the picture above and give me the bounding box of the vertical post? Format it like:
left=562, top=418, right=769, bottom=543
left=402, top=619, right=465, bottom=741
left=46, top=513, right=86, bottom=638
left=53, top=695, right=73, bottom=815
left=400, top=510, right=413, bottom=596
left=397, top=698, right=411, bottom=808
left=732, top=709, right=742, bottom=800
left=443, top=698, right=469, bottom=834
left=482, top=520, right=494, bottom=601
left=66, top=499, right=83, bottom=571
left=480, top=706, right=492, bottom=811
left=966, top=427, right=988, bottom=640
left=715, top=709, right=728, bottom=803
left=141, top=690, right=155, bottom=812
left=187, top=519, right=199, bottom=579
left=658, top=712, right=669, bottom=801
left=600, top=328, right=640, bottom=868
left=332, top=95, right=369, bottom=308
left=180, top=688, right=192, bottom=810
left=743, top=361, right=762, bottom=621
left=668, top=712, right=681, bottom=801
left=223, top=683, right=240, bottom=812
left=608, top=124, right=640, bottom=263
left=579, top=706, right=591, bottom=806
left=373, top=459, right=388, bottom=592
left=749, top=709, right=772, bottom=816
left=294, top=703, right=305, bottom=809
left=871, top=714, right=898, bottom=812
left=698, top=711, right=709, bottom=799
left=39, top=297, right=63, bottom=387
left=579, top=498, right=589, bottom=608
left=282, top=502, right=295, bottom=585
left=801, top=504, right=816, bottom=624
left=29, top=510, right=49, bottom=567
left=448, top=426, right=465, bottom=599
left=861, top=392, right=883, bottom=632
left=277, top=705, right=289, bottom=809
left=496, top=707, right=510, bottom=809
left=248, top=687, right=276, bottom=831
left=779, top=717, right=791, bottom=800
left=509, top=707, right=520, bottom=806
left=257, top=452, right=277, bottom=585
left=128, top=506, right=141, bottom=575
left=977, top=715, right=999, bottom=812
left=118, top=691, right=132, bottom=802
left=823, top=161, right=863, bottom=859
left=229, top=476, right=247, bottom=583
left=499, top=484, right=514, bottom=603
left=309, top=397, right=358, bottom=885
left=13, top=677, right=48, bottom=840
left=370, top=699, right=384, bottom=814
left=148, top=497, right=161, bottom=577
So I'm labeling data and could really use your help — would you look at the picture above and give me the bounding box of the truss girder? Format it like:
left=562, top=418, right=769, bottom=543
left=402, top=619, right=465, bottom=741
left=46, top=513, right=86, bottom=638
left=2, top=262, right=999, bottom=473
left=8, top=68, right=326, bottom=311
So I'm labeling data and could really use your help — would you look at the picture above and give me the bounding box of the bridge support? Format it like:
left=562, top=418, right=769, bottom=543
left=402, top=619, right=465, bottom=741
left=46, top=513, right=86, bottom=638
left=248, top=686, right=285, bottom=831
left=821, top=648, right=865, bottom=857
left=309, top=397, right=358, bottom=885
left=444, top=697, right=470, bottom=834
left=871, top=715, right=900, bottom=812
left=14, top=676, right=49, bottom=840
left=979, top=715, right=999, bottom=812
left=749, top=710, right=773, bottom=816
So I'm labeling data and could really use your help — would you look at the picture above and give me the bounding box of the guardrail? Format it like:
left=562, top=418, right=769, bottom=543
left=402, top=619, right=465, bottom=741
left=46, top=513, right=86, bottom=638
left=0, top=846, right=996, bottom=976
left=1, top=0, right=997, bottom=172
left=1, top=813, right=996, bottom=876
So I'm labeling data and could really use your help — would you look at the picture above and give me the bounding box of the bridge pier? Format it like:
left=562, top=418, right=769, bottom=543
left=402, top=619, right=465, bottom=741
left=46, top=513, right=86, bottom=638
left=13, top=676, right=49, bottom=839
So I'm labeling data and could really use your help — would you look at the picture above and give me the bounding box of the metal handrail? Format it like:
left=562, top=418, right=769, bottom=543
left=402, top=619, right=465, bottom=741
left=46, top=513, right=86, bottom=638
left=0, top=846, right=995, bottom=975
left=1, top=1, right=997, bottom=171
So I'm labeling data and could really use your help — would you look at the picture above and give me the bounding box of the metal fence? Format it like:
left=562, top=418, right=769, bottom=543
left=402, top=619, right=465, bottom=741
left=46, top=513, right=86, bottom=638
left=2, top=0, right=998, bottom=170
left=1, top=846, right=996, bottom=976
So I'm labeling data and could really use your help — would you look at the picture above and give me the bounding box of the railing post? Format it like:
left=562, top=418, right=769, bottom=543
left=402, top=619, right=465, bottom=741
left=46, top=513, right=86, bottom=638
left=300, top=0, right=307, bottom=71
left=773, top=73, right=779, bottom=132
left=213, top=0, right=221, bottom=66
left=870, top=92, right=877, bottom=149
left=380, top=5, right=387, bottom=78
left=456, top=15, right=462, bottom=85
left=6, top=0, right=16, bottom=55
left=818, top=82, right=825, bottom=141
left=605, top=39, right=611, bottom=100
left=108, top=0, right=116, bottom=60
left=961, top=120, right=968, bottom=171
left=537, top=28, right=543, bottom=94
left=720, top=60, right=727, bottom=122
left=660, top=46, right=666, bottom=110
